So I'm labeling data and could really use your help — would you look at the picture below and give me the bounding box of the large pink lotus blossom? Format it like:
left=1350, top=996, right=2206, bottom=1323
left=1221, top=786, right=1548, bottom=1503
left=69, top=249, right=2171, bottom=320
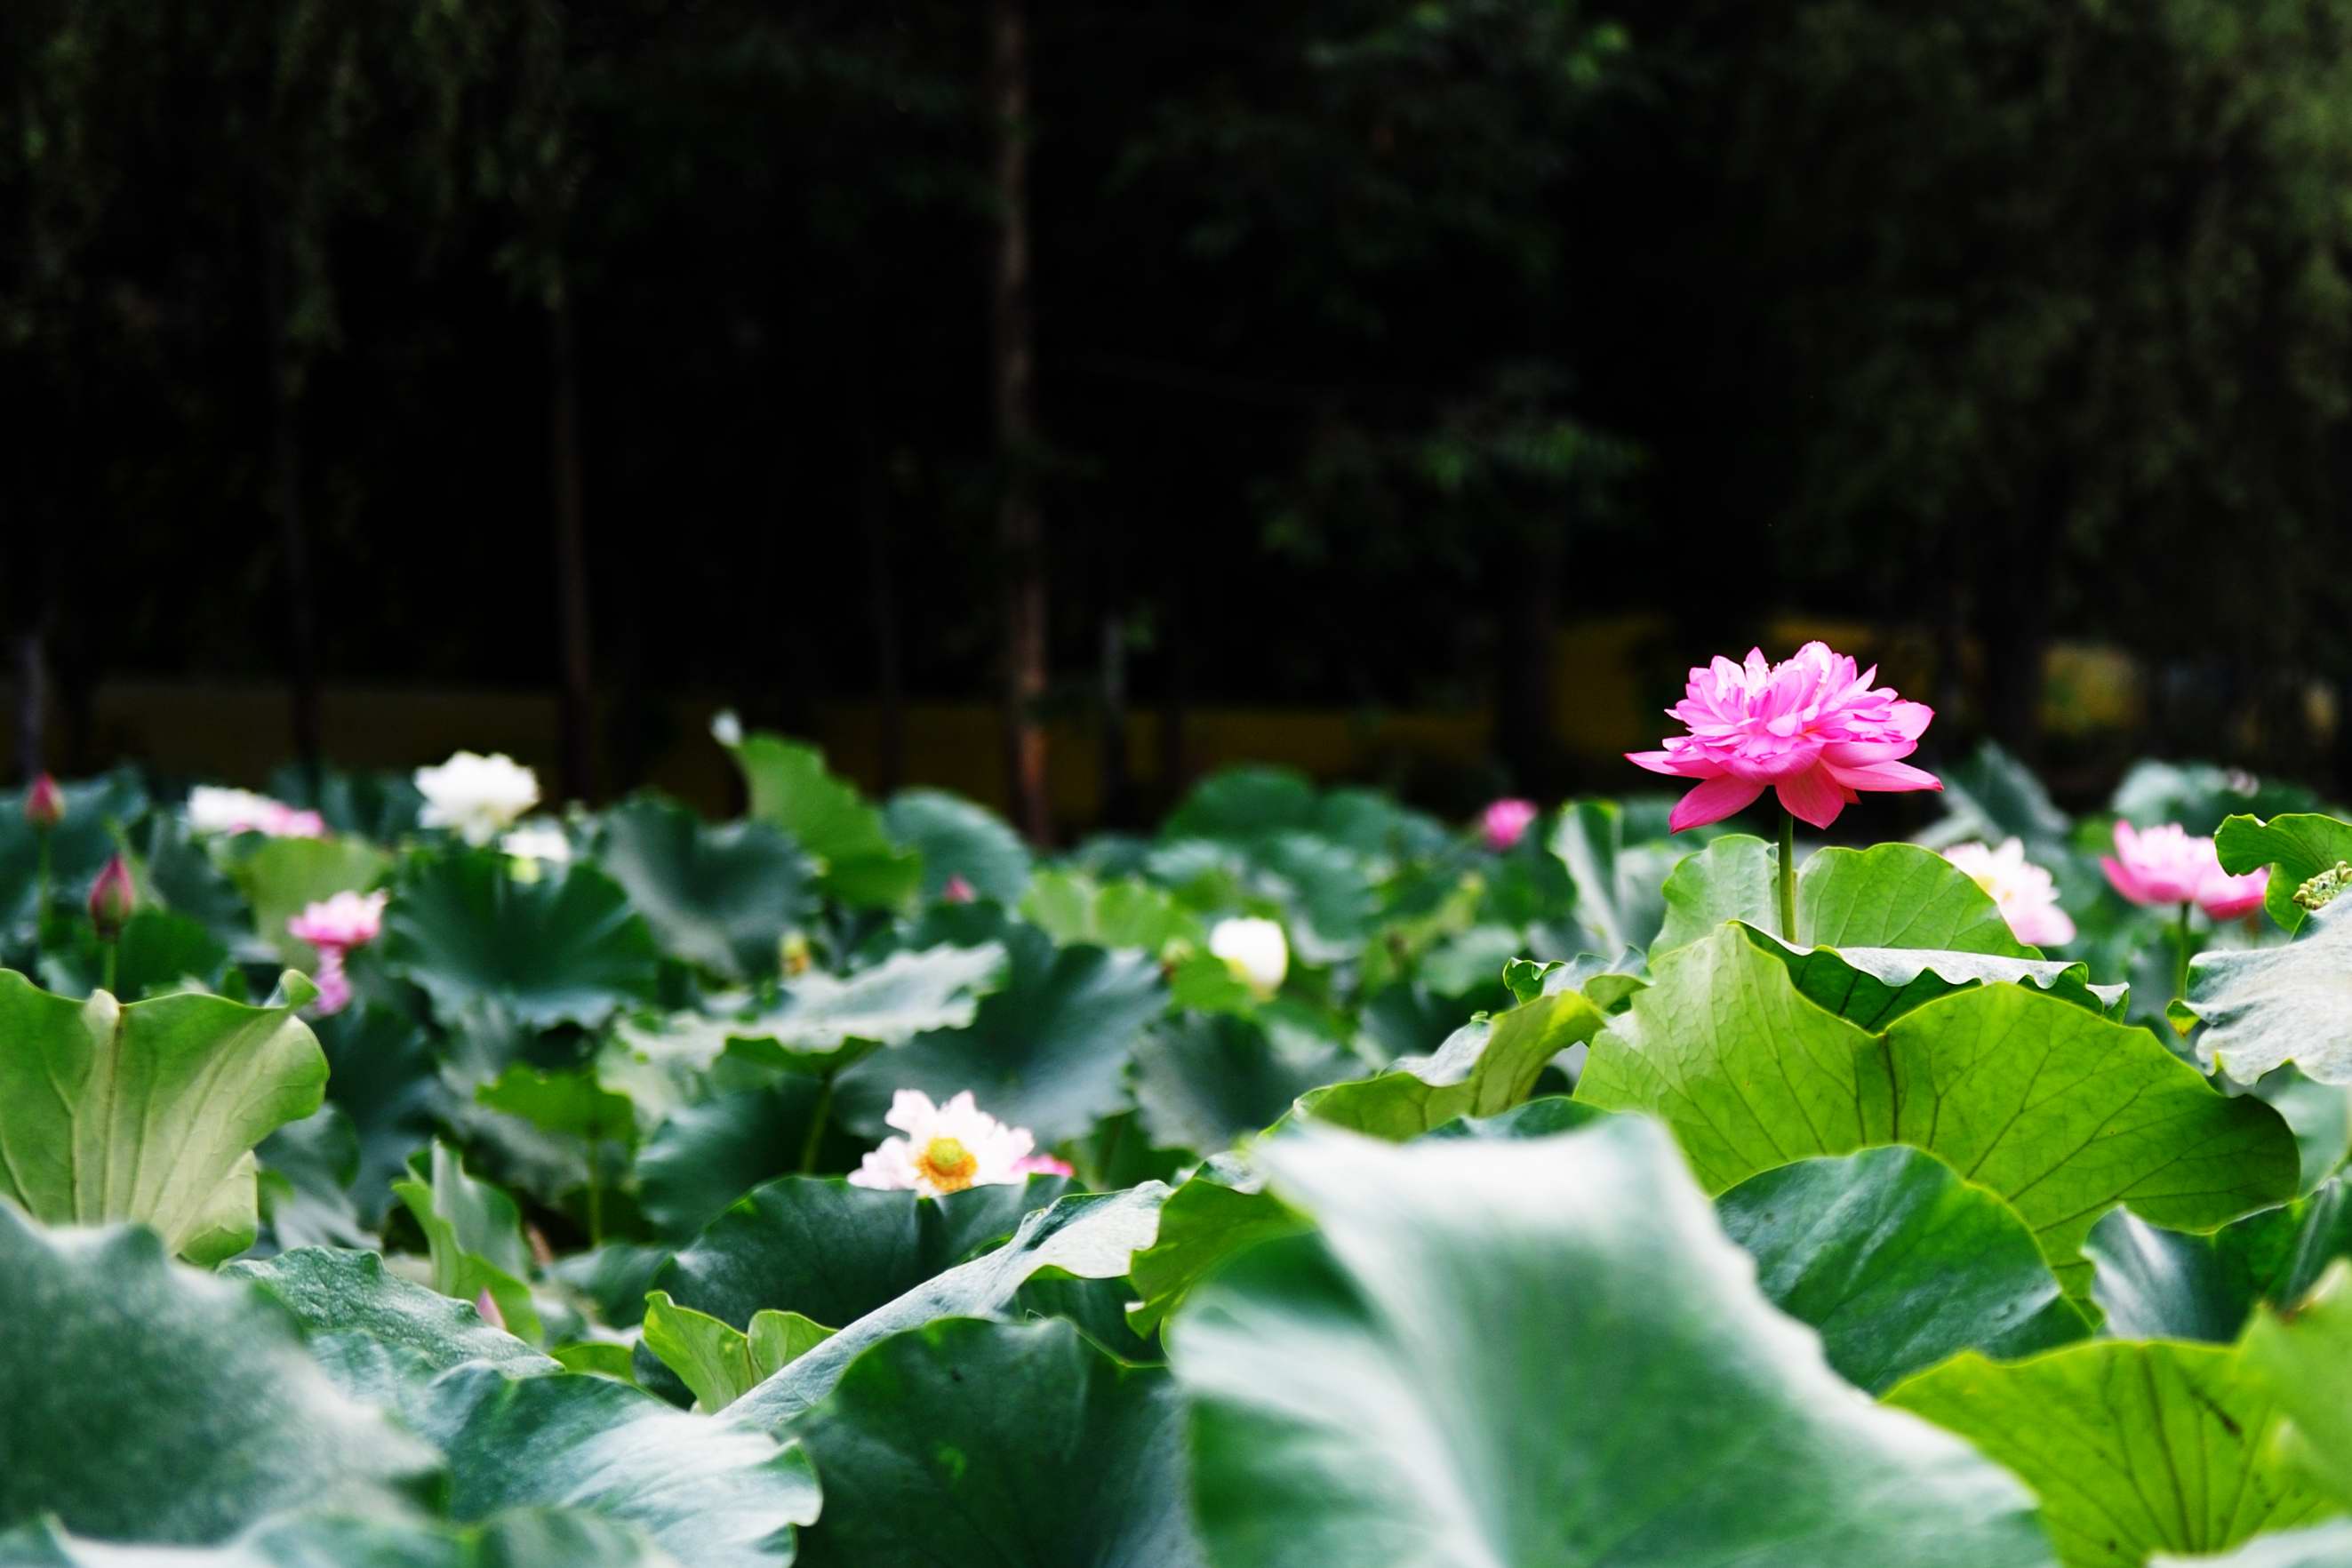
left=1628, top=643, right=1941, bottom=832
left=287, top=890, right=388, bottom=1015
left=1481, top=798, right=1540, bottom=852
left=2101, top=822, right=2269, bottom=920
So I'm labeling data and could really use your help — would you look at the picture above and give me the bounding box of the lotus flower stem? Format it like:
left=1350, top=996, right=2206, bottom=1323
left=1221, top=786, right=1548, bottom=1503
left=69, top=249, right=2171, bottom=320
left=100, top=938, right=117, bottom=997
left=2173, top=901, right=2193, bottom=1007
left=585, top=1142, right=604, bottom=1249
left=1778, top=813, right=1798, bottom=946
left=798, top=1068, right=837, bottom=1176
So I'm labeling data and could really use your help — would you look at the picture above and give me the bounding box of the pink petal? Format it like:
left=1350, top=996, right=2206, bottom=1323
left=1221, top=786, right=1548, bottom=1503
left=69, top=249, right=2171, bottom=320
left=1627, top=749, right=1708, bottom=779
left=1822, top=759, right=1943, bottom=795
left=1774, top=766, right=1848, bottom=830
left=1668, top=776, right=1764, bottom=833
left=2100, top=856, right=2152, bottom=907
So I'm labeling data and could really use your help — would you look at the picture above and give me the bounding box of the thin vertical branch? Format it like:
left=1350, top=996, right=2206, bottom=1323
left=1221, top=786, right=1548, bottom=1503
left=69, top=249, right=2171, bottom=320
left=991, top=0, right=1050, bottom=844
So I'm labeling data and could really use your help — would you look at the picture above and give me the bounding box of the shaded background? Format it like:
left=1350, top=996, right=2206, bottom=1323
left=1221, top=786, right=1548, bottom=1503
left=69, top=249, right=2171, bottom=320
left=8, top=0, right=2352, bottom=833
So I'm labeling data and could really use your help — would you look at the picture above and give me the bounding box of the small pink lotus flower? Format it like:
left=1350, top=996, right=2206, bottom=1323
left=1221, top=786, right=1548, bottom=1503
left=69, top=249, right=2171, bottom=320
left=941, top=875, right=976, bottom=904
left=185, top=786, right=324, bottom=838
left=1481, top=798, right=1540, bottom=852
left=1944, top=839, right=2075, bottom=948
left=1014, top=1153, right=1075, bottom=1179
left=287, top=890, right=388, bottom=1015
left=1628, top=644, right=1940, bottom=832
left=474, top=1288, right=507, bottom=1332
left=2101, top=821, right=2268, bottom=918
left=23, top=774, right=64, bottom=831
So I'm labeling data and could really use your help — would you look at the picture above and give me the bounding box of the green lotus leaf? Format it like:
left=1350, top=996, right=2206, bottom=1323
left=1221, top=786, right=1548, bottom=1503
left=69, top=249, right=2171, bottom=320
left=2152, top=1522, right=2352, bottom=1568
left=595, top=796, right=818, bottom=982
left=0, top=970, right=326, bottom=1261
left=391, top=1142, right=542, bottom=1342
left=642, top=1290, right=835, bottom=1413
left=2243, top=1260, right=2352, bottom=1508
left=1132, top=1012, right=1359, bottom=1154
left=724, top=730, right=920, bottom=908
left=2216, top=812, right=2352, bottom=933
left=1298, top=986, right=1604, bottom=1140
left=1743, top=924, right=2124, bottom=1028
left=1, top=1508, right=690, bottom=1568
left=723, top=1182, right=1168, bottom=1434
left=0, top=769, right=149, bottom=944
left=636, top=1080, right=831, bottom=1240
left=1020, top=868, right=1202, bottom=952
left=1580, top=925, right=2297, bottom=1290
left=1656, top=836, right=2030, bottom=956
left=1127, top=1157, right=1305, bottom=1336
left=0, top=1208, right=438, bottom=1546
left=1716, top=1146, right=2086, bottom=1393
left=1548, top=797, right=1671, bottom=954
left=725, top=941, right=1008, bottom=1063
left=832, top=923, right=1162, bottom=1144
left=2085, top=1178, right=2350, bottom=1342
left=1886, top=1340, right=2336, bottom=1566
left=384, top=854, right=659, bottom=1031
left=228, top=1244, right=558, bottom=1378
left=791, top=1318, right=1204, bottom=1567
left=2190, top=902, right=2352, bottom=1086
left=1170, top=1119, right=2059, bottom=1567
left=884, top=788, right=1031, bottom=904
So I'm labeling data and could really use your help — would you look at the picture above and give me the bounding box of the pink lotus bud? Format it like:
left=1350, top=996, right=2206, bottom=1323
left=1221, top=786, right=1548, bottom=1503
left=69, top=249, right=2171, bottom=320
left=1481, top=797, right=1539, bottom=852
left=310, top=947, right=354, bottom=1015
left=23, top=774, right=64, bottom=831
left=942, top=875, right=976, bottom=904
left=88, top=854, right=136, bottom=939
left=474, top=1288, right=507, bottom=1332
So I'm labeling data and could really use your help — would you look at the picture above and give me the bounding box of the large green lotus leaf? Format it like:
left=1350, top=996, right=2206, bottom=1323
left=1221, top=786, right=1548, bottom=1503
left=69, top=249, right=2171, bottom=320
left=725, top=730, right=920, bottom=908
left=636, top=1080, right=828, bottom=1240
left=2216, top=812, right=2352, bottom=934
left=134, top=813, right=256, bottom=949
left=37, top=906, right=234, bottom=1002
left=0, top=769, right=148, bottom=941
left=726, top=942, right=1009, bottom=1064
left=346, top=1355, right=819, bottom=1568
left=2085, top=1178, right=2350, bottom=1341
left=1932, top=740, right=2076, bottom=853
left=384, top=854, right=659, bottom=1031
left=2190, top=903, right=2352, bottom=1086
left=228, top=835, right=391, bottom=967
left=723, top=1182, right=1168, bottom=1434
left=476, top=1065, right=636, bottom=1148
left=653, top=1174, right=1063, bottom=1332
left=1716, top=1146, right=2086, bottom=1393
left=1297, top=987, right=1604, bottom=1140
left=2244, top=1260, right=2352, bottom=1508
left=1171, top=1119, right=2058, bottom=1568
left=1548, top=798, right=1670, bottom=954
left=0, top=970, right=325, bottom=1261
left=1744, top=924, right=2124, bottom=1028
left=1020, top=868, right=1202, bottom=952
left=641, top=1291, right=835, bottom=1412
left=1251, top=831, right=1380, bottom=964
left=792, top=1318, right=1203, bottom=1568
left=392, top=1142, right=542, bottom=1342
left=1165, top=766, right=1318, bottom=839
left=2153, top=1522, right=2352, bottom=1568
left=1131, top=1012, right=1358, bottom=1154
left=1580, top=926, right=2298, bottom=1290
left=1126, top=1158, right=1305, bottom=1336
left=253, top=1106, right=370, bottom=1252
left=315, top=1004, right=442, bottom=1222
left=1886, top=1340, right=2336, bottom=1566
left=833, top=923, right=1163, bottom=1144
left=594, top=796, right=817, bottom=982
left=1419, top=1094, right=1612, bottom=1140
left=2260, top=1068, right=2352, bottom=1193
left=0, top=1209, right=438, bottom=1546
left=1656, top=836, right=2029, bottom=956
left=4, top=1508, right=688, bottom=1567
left=883, top=788, right=1031, bottom=904
left=228, top=1245, right=559, bottom=1378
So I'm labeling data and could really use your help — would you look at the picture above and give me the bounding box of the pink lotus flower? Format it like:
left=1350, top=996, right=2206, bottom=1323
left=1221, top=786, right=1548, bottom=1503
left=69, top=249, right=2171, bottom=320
left=1628, top=644, right=1940, bottom=832
left=1481, top=798, right=1540, bottom=852
left=2101, top=822, right=2269, bottom=919
left=1944, top=839, right=2076, bottom=948
left=941, top=875, right=976, bottom=904
left=287, top=890, right=388, bottom=1015
left=1014, top=1153, right=1075, bottom=1179
left=185, top=786, right=324, bottom=838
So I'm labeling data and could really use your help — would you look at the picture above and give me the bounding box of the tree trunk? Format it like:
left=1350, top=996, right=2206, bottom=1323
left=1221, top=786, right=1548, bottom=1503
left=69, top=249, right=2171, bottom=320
left=264, top=228, right=323, bottom=787
left=548, top=294, right=596, bottom=804
left=990, top=0, right=1050, bottom=844
left=1099, top=524, right=1132, bottom=829
left=858, top=363, right=905, bottom=796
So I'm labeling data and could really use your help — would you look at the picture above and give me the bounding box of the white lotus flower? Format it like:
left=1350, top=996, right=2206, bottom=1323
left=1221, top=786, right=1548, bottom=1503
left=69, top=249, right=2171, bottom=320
left=848, top=1090, right=1037, bottom=1198
left=500, top=821, right=573, bottom=866
left=1210, top=916, right=1289, bottom=999
left=1944, top=838, right=2076, bottom=948
left=415, top=752, right=540, bottom=846
left=710, top=709, right=744, bottom=747
left=185, top=786, right=324, bottom=838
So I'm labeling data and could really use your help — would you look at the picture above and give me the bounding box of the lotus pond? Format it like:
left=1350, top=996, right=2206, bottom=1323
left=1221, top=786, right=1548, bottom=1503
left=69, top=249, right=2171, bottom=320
left=3, top=701, right=2351, bottom=1566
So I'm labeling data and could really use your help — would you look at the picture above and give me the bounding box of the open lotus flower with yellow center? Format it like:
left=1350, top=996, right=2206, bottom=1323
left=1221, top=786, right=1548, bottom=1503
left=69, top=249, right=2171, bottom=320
left=849, top=1090, right=1044, bottom=1198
